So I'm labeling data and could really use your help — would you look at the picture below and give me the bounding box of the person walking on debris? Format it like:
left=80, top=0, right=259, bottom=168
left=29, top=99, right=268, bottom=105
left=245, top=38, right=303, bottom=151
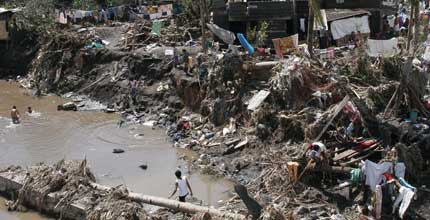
left=197, top=55, right=208, bottom=82
left=11, top=106, right=20, bottom=124
left=27, top=106, right=32, bottom=114
left=305, top=142, right=330, bottom=182
left=130, top=78, right=138, bottom=103
left=168, top=170, right=193, bottom=202
left=306, top=142, right=327, bottom=161
left=181, top=49, right=190, bottom=73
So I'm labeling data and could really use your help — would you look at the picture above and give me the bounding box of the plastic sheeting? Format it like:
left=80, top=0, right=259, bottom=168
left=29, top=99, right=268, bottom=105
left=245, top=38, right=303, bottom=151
left=330, top=16, right=370, bottom=40
left=206, top=23, right=235, bottom=45
left=367, top=38, right=400, bottom=57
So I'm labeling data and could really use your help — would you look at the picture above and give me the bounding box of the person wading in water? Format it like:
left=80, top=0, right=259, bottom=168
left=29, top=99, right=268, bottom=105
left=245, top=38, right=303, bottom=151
left=11, top=106, right=20, bottom=124
left=168, top=170, right=193, bottom=202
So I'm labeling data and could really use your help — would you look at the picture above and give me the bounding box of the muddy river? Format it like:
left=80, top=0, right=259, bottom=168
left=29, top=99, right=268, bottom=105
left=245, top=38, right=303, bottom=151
left=0, top=81, right=234, bottom=220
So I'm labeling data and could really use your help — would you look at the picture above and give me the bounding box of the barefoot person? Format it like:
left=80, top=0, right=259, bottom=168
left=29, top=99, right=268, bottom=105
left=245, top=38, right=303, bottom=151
left=11, top=106, right=20, bottom=124
left=168, top=170, right=193, bottom=202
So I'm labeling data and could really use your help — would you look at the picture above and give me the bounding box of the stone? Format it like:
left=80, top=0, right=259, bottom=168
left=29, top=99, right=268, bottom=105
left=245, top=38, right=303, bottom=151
left=112, top=149, right=125, bottom=154
left=57, top=102, right=78, bottom=111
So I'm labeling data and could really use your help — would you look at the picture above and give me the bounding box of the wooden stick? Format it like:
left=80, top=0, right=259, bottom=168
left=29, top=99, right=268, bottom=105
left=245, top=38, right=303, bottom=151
left=314, top=95, right=350, bottom=142
left=89, top=183, right=245, bottom=219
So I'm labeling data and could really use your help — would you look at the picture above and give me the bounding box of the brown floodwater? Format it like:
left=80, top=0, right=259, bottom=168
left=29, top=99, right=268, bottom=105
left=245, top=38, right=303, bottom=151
left=0, top=81, right=234, bottom=219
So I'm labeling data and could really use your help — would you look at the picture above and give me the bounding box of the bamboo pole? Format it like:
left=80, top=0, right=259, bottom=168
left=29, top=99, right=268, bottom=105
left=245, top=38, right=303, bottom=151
left=89, top=183, right=245, bottom=220
left=307, top=2, right=315, bottom=58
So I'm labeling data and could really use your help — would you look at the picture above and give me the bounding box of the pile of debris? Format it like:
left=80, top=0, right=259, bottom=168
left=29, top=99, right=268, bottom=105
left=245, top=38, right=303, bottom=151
left=119, top=16, right=199, bottom=51
left=2, top=160, right=149, bottom=220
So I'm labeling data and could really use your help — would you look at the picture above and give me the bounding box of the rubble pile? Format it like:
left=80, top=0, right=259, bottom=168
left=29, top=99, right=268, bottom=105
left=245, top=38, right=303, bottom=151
left=3, top=160, right=149, bottom=220
left=118, top=14, right=200, bottom=52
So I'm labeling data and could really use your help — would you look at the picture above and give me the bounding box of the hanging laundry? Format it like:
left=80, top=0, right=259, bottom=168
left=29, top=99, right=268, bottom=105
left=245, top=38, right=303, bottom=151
left=367, top=38, right=400, bottom=57
left=60, top=11, right=67, bottom=24
left=300, top=18, right=305, bottom=32
left=108, top=7, right=118, bottom=20
left=350, top=168, right=361, bottom=186
left=330, top=16, right=370, bottom=40
left=272, top=34, right=299, bottom=57
left=364, top=160, right=393, bottom=191
left=393, top=186, right=415, bottom=219
left=395, top=162, right=406, bottom=179
left=73, top=10, right=84, bottom=23
left=399, top=177, right=416, bottom=191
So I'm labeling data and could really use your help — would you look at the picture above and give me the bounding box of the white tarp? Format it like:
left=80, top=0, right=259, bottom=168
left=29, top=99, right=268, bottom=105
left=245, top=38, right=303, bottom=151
left=330, top=15, right=370, bottom=40
left=367, top=38, right=400, bottom=57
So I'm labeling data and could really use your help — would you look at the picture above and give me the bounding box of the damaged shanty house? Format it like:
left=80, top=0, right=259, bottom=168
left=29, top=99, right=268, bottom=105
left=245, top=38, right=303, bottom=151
left=212, top=0, right=384, bottom=46
left=0, top=8, right=16, bottom=40
left=0, top=7, right=28, bottom=76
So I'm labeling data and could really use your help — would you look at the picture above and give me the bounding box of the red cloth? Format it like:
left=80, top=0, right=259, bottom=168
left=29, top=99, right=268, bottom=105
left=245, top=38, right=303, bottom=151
left=382, top=173, right=394, bottom=182
left=425, top=100, right=430, bottom=110
left=352, top=139, right=376, bottom=151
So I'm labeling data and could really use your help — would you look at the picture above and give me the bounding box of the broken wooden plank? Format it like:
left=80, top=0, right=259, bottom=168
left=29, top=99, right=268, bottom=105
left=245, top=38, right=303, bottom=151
left=333, top=143, right=379, bottom=162
left=224, top=138, right=241, bottom=146
left=247, top=90, right=271, bottom=111
left=223, top=139, right=249, bottom=155
left=344, top=143, right=379, bottom=160
left=314, top=95, right=350, bottom=141
left=340, top=150, right=378, bottom=166
left=333, top=149, right=357, bottom=162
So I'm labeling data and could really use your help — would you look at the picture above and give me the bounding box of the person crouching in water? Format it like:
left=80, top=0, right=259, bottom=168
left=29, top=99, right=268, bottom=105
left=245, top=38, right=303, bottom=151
left=168, top=170, right=193, bottom=202
left=11, top=106, right=20, bottom=124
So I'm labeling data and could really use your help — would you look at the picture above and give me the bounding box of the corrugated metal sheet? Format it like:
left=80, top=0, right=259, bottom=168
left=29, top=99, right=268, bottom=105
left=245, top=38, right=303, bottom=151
left=325, top=9, right=371, bottom=22
left=228, top=1, right=293, bottom=21
left=321, top=0, right=382, bottom=9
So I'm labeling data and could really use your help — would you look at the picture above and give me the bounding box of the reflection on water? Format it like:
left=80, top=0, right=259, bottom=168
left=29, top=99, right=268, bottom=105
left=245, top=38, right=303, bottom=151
left=0, top=81, right=233, bottom=219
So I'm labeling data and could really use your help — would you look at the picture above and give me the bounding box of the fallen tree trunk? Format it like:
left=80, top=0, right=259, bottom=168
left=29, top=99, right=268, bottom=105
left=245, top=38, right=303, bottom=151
left=89, top=183, right=245, bottom=220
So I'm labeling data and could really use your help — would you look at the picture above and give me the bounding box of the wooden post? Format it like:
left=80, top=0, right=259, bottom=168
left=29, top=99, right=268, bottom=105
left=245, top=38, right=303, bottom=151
left=307, top=0, right=315, bottom=57
left=200, top=0, right=208, bottom=55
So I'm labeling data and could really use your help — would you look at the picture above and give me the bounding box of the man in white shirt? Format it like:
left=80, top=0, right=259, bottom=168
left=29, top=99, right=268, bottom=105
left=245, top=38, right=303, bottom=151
left=168, top=170, right=193, bottom=202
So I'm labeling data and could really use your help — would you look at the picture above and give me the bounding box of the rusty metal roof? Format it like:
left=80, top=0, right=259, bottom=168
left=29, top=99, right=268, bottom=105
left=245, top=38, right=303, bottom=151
left=325, top=9, right=371, bottom=22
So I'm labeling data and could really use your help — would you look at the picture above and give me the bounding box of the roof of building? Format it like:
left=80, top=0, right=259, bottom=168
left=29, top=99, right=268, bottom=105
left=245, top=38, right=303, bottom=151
left=325, top=9, right=371, bottom=22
